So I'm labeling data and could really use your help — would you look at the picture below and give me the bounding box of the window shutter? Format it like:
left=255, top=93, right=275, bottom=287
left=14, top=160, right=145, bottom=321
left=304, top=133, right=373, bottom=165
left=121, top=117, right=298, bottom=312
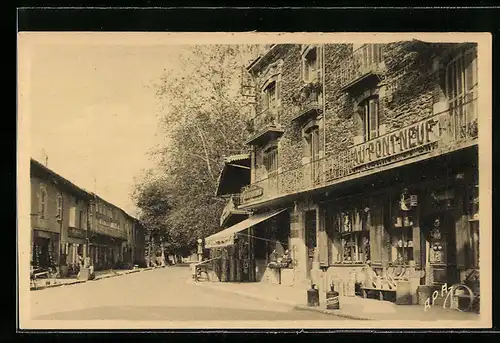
left=69, top=207, right=76, bottom=228
left=369, top=98, right=379, bottom=139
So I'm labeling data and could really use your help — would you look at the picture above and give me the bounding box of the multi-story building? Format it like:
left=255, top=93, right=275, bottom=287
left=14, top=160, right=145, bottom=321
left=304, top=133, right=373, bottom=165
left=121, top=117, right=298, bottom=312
left=30, top=159, right=91, bottom=275
left=30, top=158, right=146, bottom=273
left=209, top=41, right=480, bottom=303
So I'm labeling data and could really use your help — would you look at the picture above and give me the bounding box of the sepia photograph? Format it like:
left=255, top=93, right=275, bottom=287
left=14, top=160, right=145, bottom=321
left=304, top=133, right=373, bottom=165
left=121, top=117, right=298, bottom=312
left=17, top=32, right=492, bottom=330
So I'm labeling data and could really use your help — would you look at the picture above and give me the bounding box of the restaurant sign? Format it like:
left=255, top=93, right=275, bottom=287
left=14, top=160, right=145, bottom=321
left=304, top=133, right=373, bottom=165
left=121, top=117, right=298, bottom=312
left=350, top=117, right=440, bottom=168
left=241, top=184, right=264, bottom=202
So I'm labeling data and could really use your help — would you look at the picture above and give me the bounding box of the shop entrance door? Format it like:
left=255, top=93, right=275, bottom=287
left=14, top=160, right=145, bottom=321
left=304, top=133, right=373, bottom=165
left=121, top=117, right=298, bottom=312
left=422, top=210, right=458, bottom=285
left=305, top=210, right=317, bottom=279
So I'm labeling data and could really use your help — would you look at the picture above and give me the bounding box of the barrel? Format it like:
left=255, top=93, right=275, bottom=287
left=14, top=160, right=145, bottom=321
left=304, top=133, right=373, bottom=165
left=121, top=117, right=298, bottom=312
left=326, top=288, right=340, bottom=310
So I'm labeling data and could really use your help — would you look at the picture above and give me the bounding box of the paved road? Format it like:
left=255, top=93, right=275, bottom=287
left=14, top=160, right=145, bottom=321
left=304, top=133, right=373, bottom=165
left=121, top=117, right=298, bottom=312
left=30, top=266, right=344, bottom=321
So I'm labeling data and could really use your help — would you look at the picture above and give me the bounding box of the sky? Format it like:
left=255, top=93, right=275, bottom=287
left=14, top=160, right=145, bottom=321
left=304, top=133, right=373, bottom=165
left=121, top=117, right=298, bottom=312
left=25, top=35, right=187, bottom=216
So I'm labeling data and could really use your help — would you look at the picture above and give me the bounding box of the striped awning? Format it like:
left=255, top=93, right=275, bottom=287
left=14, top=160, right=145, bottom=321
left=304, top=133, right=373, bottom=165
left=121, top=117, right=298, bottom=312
left=205, top=209, right=287, bottom=249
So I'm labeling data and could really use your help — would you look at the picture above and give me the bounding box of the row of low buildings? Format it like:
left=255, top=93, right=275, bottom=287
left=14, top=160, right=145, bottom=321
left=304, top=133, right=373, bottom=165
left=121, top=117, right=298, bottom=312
left=206, top=40, right=481, bottom=306
left=30, top=158, right=146, bottom=275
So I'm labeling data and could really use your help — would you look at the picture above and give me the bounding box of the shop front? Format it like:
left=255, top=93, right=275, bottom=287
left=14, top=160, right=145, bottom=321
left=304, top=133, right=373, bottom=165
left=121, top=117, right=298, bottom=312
left=32, top=229, right=60, bottom=269
left=304, top=151, right=479, bottom=309
left=88, top=234, right=126, bottom=270
left=64, top=227, right=88, bottom=275
left=205, top=209, right=292, bottom=284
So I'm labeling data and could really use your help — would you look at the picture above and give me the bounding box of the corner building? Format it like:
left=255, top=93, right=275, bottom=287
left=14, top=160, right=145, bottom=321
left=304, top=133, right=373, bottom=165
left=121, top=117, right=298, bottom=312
left=239, top=42, right=479, bottom=304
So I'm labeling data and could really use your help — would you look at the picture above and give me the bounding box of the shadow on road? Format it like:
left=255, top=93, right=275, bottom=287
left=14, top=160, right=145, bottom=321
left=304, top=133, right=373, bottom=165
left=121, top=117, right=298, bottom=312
left=33, top=305, right=342, bottom=321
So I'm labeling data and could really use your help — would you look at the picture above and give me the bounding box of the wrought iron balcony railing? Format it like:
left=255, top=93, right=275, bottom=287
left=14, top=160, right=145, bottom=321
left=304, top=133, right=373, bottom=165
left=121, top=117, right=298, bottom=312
left=337, top=44, right=385, bottom=91
left=241, top=98, right=478, bottom=206
left=251, top=107, right=280, bottom=132
left=292, top=86, right=323, bottom=122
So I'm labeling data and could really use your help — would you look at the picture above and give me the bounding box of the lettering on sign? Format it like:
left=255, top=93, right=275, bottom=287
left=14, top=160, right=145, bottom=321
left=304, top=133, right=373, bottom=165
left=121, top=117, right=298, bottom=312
left=241, top=185, right=264, bottom=202
left=350, top=117, right=440, bottom=168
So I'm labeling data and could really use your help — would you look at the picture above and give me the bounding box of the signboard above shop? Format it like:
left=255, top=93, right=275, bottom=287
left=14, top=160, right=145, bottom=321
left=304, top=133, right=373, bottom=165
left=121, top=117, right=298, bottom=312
left=350, top=116, right=440, bottom=168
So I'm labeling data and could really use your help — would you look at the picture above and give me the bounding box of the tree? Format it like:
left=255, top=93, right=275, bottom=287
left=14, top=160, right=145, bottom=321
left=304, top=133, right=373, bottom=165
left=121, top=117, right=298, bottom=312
left=134, top=44, right=266, bottom=256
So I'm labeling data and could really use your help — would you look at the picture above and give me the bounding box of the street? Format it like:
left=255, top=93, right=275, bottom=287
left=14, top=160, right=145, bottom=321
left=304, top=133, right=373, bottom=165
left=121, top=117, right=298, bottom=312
left=30, top=266, right=343, bottom=321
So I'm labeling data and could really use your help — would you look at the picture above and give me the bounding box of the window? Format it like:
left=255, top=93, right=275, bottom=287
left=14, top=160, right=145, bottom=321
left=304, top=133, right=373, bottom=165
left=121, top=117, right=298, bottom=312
left=39, top=186, right=47, bottom=219
left=357, top=44, right=383, bottom=71
left=69, top=207, right=76, bottom=228
left=327, top=208, right=370, bottom=264
left=306, top=126, right=321, bottom=184
left=263, top=146, right=278, bottom=195
left=304, top=47, right=318, bottom=82
left=56, top=194, right=63, bottom=221
left=263, top=81, right=277, bottom=111
left=360, top=97, right=379, bottom=142
left=263, top=146, right=278, bottom=175
left=79, top=210, right=85, bottom=230
left=446, top=48, right=478, bottom=139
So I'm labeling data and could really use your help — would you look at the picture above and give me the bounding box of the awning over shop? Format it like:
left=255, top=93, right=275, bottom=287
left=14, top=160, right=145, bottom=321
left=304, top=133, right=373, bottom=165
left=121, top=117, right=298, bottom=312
left=205, top=209, right=287, bottom=249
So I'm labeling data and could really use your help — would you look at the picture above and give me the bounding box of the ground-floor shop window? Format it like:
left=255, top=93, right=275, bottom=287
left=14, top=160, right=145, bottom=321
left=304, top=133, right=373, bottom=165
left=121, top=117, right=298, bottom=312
left=327, top=207, right=370, bottom=264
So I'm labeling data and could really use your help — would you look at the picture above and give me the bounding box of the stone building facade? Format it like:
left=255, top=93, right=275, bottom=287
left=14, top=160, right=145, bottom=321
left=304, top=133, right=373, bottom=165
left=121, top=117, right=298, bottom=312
left=30, top=159, right=146, bottom=273
left=238, top=41, right=479, bottom=304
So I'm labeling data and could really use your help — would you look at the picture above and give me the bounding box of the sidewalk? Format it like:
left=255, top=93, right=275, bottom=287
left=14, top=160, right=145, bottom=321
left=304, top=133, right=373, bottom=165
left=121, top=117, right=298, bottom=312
left=191, top=280, right=481, bottom=322
left=30, top=266, right=162, bottom=291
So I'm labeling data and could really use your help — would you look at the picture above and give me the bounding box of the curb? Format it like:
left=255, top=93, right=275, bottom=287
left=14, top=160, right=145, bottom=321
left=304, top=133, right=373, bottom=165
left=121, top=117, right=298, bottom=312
left=30, top=267, right=153, bottom=291
left=193, top=282, right=371, bottom=320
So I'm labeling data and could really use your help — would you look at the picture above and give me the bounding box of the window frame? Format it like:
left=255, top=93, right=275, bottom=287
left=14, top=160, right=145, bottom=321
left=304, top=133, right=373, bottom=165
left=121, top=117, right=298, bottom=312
left=445, top=47, right=478, bottom=139
left=263, top=81, right=277, bottom=111
left=263, top=146, right=278, bottom=176
left=304, top=47, right=319, bottom=83
left=327, top=208, right=371, bottom=264
left=56, top=194, right=63, bottom=221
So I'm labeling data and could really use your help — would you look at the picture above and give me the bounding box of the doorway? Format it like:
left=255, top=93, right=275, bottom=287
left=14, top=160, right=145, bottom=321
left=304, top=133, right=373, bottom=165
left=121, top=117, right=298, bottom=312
left=305, top=210, right=317, bottom=279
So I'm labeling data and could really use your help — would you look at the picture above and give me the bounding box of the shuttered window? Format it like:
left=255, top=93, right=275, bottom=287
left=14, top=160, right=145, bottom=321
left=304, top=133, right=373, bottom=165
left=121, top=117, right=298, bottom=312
left=69, top=207, right=76, bottom=228
left=263, top=147, right=278, bottom=175
left=39, top=185, right=47, bottom=219
left=358, top=44, right=383, bottom=70
left=56, top=194, right=63, bottom=221
left=446, top=48, right=478, bottom=139
left=304, top=47, right=318, bottom=82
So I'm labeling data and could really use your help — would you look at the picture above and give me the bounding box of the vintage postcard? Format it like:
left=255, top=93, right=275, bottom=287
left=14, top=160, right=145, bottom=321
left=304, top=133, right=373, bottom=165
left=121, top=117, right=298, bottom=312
left=17, top=32, right=492, bottom=330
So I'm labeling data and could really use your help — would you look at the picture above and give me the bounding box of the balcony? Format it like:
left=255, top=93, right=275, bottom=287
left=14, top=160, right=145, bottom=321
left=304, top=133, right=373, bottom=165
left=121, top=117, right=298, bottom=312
left=291, top=83, right=323, bottom=123
left=220, top=194, right=250, bottom=227
left=240, top=98, right=478, bottom=207
left=245, top=107, right=284, bottom=146
left=338, top=44, right=385, bottom=93
left=91, top=222, right=127, bottom=240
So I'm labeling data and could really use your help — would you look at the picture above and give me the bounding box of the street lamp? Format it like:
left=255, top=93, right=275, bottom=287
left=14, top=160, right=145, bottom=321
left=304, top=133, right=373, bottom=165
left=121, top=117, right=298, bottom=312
left=197, top=238, right=203, bottom=262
